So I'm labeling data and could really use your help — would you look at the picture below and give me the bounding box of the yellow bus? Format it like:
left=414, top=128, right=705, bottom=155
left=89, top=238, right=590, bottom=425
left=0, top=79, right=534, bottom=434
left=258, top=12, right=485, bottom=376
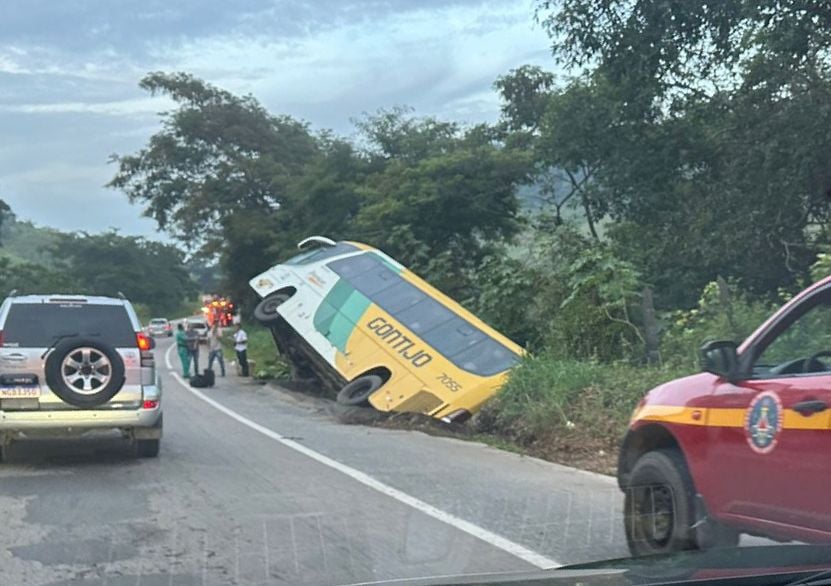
left=249, top=237, right=523, bottom=423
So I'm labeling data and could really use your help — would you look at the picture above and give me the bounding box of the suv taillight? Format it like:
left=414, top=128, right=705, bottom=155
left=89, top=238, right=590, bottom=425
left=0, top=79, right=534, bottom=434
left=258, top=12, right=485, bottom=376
left=136, top=333, right=152, bottom=351
left=138, top=333, right=155, bottom=367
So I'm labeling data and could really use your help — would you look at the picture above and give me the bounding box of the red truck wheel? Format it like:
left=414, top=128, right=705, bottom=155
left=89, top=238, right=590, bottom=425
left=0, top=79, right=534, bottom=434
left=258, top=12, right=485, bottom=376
left=624, top=449, right=697, bottom=556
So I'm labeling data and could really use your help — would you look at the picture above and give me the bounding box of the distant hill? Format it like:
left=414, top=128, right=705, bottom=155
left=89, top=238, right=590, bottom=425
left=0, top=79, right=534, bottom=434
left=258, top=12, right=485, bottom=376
left=516, top=170, right=586, bottom=220
left=515, top=169, right=606, bottom=238
left=0, top=219, right=64, bottom=268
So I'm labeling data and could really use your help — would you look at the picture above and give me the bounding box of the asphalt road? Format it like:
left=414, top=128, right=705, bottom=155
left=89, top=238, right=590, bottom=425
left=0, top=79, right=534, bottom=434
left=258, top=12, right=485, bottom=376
left=0, top=337, right=646, bottom=584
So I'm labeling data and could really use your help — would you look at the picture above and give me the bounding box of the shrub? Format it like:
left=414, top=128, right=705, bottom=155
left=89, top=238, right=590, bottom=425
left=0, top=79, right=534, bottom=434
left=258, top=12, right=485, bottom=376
left=469, top=224, right=645, bottom=360
left=660, top=280, right=779, bottom=369
left=476, top=353, right=689, bottom=444
left=221, top=325, right=290, bottom=380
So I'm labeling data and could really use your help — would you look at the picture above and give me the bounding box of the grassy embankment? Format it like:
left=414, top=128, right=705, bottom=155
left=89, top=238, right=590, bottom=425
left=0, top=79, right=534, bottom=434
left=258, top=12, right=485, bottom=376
left=213, top=323, right=691, bottom=473
left=207, top=315, right=690, bottom=474
left=472, top=356, right=691, bottom=473
left=217, top=325, right=290, bottom=379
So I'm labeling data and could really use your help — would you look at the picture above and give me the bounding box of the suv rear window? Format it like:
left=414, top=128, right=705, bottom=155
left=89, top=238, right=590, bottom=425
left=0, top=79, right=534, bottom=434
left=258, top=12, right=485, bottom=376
left=3, top=303, right=137, bottom=347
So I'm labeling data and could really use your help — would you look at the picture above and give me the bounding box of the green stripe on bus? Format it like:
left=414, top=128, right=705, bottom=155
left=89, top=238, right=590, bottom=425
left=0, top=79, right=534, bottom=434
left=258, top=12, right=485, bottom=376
left=314, top=279, right=371, bottom=353
left=340, top=289, right=372, bottom=324
left=328, top=290, right=371, bottom=352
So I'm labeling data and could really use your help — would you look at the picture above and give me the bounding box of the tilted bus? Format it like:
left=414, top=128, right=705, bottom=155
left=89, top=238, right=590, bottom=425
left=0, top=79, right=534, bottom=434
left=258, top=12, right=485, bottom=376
left=249, top=237, right=523, bottom=423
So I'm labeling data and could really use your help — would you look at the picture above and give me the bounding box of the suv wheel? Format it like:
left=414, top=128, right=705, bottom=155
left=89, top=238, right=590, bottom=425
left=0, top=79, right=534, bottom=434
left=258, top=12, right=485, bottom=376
left=45, top=338, right=126, bottom=408
left=624, top=449, right=697, bottom=556
left=136, top=439, right=160, bottom=458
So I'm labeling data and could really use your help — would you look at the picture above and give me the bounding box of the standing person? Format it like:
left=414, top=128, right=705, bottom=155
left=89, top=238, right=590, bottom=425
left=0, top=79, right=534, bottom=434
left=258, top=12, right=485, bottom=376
left=175, top=323, right=191, bottom=377
left=207, top=323, right=226, bottom=377
left=185, top=323, right=201, bottom=376
left=234, top=323, right=249, bottom=377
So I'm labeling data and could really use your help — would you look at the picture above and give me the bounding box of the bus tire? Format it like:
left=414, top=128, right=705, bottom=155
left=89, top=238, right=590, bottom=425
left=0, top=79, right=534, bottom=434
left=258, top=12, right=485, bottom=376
left=254, top=292, right=291, bottom=326
left=337, top=375, right=384, bottom=407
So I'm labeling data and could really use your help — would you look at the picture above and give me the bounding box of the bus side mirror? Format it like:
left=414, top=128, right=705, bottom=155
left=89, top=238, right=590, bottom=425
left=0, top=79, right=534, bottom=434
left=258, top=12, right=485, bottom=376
left=700, top=340, right=739, bottom=380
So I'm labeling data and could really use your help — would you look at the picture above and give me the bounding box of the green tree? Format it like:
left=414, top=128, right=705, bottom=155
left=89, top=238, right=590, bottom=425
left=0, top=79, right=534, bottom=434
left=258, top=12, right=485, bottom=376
left=107, top=72, right=335, bottom=307
left=536, top=0, right=831, bottom=106
left=109, top=72, right=319, bottom=253
left=493, top=65, right=555, bottom=134
left=110, top=76, right=532, bottom=309
left=516, top=2, right=831, bottom=306
left=0, top=257, right=75, bottom=299
left=353, top=110, right=532, bottom=294
left=50, top=231, right=197, bottom=315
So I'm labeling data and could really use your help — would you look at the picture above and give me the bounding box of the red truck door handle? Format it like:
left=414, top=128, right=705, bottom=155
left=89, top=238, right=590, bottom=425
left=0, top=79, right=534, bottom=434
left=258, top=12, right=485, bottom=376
left=793, top=399, right=828, bottom=415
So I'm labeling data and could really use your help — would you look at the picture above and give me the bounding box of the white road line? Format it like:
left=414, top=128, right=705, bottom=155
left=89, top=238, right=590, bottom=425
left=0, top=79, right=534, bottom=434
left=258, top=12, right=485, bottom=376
left=162, top=343, right=560, bottom=569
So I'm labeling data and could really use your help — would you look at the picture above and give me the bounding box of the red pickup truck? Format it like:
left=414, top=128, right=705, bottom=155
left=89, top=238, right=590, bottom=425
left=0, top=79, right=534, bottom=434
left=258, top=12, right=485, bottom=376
left=620, top=276, right=831, bottom=556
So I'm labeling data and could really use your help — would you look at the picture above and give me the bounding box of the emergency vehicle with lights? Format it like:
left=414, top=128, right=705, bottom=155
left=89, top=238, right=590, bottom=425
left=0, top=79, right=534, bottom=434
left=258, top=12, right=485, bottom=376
left=201, top=296, right=235, bottom=327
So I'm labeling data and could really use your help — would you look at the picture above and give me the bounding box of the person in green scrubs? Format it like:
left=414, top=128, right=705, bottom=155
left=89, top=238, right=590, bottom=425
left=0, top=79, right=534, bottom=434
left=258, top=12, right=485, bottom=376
left=175, top=323, right=191, bottom=377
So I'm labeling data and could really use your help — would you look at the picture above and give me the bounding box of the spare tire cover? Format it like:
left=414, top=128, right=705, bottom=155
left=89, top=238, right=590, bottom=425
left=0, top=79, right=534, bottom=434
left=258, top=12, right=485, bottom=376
left=45, top=337, right=126, bottom=408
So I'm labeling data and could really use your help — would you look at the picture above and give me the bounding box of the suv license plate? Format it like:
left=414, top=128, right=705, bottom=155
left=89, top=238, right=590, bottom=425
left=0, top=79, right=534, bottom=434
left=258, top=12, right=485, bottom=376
left=0, top=386, right=40, bottom=399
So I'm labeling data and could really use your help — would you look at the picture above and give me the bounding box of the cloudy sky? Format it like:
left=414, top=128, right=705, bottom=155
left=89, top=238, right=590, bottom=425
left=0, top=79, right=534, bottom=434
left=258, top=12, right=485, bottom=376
left=0, top=0, right=553, bottom=239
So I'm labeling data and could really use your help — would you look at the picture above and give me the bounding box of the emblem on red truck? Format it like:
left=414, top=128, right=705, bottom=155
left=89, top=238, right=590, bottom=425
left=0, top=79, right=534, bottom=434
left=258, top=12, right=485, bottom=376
left=744, top=391, right=783, bottom=454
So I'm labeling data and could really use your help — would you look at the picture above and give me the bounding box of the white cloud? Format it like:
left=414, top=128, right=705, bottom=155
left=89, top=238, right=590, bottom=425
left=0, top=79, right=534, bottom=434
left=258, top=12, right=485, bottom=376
left=0, top=0, right=557, bottom=236
left=0, top=54, right=28, bottom=74
left=152, top=1, right=553, bottom=130
left=0, top=95, right=172, bottom=116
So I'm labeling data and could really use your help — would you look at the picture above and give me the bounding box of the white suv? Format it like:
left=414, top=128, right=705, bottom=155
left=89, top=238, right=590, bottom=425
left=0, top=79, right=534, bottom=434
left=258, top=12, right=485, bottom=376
left=0, top=294, right=163, bottom=459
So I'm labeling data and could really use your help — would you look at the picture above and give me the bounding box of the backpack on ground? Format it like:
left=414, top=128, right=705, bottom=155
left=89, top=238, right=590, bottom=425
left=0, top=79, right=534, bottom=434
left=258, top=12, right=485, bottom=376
left=189, top=373, right=208, bottom=388
left=202, top=368, right=216, bottom=387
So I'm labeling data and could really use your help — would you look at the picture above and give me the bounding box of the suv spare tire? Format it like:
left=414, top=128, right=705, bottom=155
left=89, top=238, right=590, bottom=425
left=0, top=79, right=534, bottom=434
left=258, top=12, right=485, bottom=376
left=45, top=338, right=126, bottom=408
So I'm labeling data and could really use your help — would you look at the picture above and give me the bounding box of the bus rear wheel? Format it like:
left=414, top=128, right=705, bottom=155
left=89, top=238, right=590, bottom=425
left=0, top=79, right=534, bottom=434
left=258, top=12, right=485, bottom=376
left=254, top=292, right=291, bottom=326
left=337, top=375, right=384, bottom=406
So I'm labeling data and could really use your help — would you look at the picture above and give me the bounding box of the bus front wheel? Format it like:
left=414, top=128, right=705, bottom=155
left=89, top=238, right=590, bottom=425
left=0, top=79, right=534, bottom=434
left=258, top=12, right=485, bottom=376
left=255, top=292, right=291, bottom=326
left=337, top=375, right=384, bottom=406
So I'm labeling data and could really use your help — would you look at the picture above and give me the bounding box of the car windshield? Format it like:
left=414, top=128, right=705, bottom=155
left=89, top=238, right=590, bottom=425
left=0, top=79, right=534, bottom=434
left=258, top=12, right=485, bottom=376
left=5, top=0, right=831, bottom=583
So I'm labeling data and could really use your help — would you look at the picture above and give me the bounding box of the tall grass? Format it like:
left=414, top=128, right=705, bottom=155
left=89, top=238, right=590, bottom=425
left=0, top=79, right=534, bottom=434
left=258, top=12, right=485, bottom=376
left=219, top=325, right=290, bottom=380
left=477, top=354, right=690, bottom=444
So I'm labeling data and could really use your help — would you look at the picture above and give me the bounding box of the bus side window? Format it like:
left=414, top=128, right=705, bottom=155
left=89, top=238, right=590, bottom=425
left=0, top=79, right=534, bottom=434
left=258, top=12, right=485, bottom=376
left=453, top=339, right=519, bottom=376
left=351, top=266, right=398, bottom=297
left=313, top=302, right=339, bottom=335
left=422, top=318, right=486, bottom=358
left=372, top=281, right=425, bottom=314
left=396, top=298, right=454, bottom=335
left=327, top=253, right=379, bottom=279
